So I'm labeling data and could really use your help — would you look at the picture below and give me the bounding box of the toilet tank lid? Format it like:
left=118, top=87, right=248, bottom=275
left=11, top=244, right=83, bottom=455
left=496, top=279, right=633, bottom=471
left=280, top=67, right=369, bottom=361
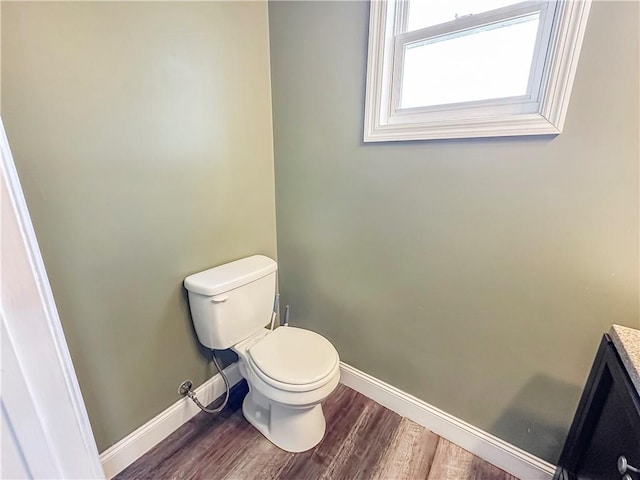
left=184, top=255, right=277, bottom=296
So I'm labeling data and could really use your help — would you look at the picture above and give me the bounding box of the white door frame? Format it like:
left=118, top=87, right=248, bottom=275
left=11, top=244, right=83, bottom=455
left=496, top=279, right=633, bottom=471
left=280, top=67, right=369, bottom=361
left=1, top=117, right=105, bottom=479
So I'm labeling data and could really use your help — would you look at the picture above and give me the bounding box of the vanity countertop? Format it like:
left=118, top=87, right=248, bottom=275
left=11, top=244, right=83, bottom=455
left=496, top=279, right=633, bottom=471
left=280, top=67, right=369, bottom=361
left=609, top=324, right=640, bottom=396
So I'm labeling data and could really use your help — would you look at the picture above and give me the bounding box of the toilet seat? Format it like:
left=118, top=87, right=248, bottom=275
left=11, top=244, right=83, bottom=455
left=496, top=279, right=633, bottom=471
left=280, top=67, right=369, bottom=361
left=247, top=327, right=339, bottom=392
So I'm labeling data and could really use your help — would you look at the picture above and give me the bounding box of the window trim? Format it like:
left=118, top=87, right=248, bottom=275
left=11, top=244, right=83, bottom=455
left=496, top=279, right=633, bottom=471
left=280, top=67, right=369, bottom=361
left=363, top=0, right=592, bottom=142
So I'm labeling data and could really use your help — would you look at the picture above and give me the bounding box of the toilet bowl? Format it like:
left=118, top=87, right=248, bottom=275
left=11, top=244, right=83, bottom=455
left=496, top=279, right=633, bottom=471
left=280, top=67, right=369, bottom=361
left=234, top=326, right=340, bottom=451
left=184, top=255, right=340, bottom=452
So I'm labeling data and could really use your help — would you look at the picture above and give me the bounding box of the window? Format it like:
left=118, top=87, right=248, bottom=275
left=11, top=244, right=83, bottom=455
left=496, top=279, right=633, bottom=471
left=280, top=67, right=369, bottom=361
left=364, top=0, right=592, bottom=142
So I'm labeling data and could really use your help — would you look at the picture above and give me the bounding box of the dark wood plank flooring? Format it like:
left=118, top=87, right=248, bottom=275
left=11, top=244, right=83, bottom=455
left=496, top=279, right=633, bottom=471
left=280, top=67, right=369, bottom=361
left=115, top=381, right=518, bottom=480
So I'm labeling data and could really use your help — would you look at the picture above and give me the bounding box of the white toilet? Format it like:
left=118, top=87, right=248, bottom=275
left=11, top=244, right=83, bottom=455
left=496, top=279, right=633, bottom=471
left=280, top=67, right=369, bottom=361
left=184, top=255, right=340, bottom=452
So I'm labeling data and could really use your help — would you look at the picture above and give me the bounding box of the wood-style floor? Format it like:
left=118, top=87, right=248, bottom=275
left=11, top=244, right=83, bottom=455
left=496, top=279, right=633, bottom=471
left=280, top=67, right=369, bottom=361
left=115, top=381, right=519, bottom=480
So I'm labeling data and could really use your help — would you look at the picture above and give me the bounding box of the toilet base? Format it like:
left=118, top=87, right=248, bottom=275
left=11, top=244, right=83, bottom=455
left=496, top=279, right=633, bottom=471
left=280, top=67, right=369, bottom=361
left=242, top=389, right=326, bottom=452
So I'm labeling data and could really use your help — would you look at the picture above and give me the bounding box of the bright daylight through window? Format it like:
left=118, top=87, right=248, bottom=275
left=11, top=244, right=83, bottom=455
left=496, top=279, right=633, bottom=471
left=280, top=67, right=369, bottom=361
left=364, top=0, right=592, bottom=142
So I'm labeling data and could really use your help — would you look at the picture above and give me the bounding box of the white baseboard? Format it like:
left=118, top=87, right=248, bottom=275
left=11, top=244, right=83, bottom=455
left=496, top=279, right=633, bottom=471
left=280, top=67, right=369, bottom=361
left=99, top=362, right=243, bottom=479
left=98, top=359, right=555, bottom=480
left=339, top=362, right=556, bottom=480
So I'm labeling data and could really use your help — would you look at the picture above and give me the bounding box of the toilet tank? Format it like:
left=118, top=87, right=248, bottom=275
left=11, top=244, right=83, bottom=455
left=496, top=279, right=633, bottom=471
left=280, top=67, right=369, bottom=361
left=184, top=255, right=277, bottom=350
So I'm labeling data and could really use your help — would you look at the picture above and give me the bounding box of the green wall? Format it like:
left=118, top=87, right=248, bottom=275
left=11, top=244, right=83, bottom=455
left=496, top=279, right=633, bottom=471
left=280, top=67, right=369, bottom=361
left=269, top=1, right=639, bottom=462
left=2, top=0, right=639, bottom=465
left=2, top=1, right=276, bottom=452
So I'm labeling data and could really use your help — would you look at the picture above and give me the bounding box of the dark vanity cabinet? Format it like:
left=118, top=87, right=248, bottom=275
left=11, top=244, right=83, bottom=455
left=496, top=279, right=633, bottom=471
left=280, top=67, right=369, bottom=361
left=555, top=335, right=640, bottom=480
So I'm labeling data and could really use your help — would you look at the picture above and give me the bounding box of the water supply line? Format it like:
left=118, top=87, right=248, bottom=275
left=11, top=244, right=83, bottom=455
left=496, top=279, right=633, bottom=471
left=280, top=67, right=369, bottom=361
left=269, top=293, right=280, bottom=330
left=178, top=349, right=230, bottom=414
left=283, top=304, right=290, bottom=327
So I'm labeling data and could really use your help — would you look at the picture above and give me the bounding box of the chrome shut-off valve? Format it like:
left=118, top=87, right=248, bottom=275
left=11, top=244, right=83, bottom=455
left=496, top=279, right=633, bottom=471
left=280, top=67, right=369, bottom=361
left=618, top=455, right=639, bottom=479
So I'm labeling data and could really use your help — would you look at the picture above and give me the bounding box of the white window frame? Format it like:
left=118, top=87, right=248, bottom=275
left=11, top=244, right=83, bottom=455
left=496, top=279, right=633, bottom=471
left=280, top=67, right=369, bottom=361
left=364, top=0, right=592, bottom=142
